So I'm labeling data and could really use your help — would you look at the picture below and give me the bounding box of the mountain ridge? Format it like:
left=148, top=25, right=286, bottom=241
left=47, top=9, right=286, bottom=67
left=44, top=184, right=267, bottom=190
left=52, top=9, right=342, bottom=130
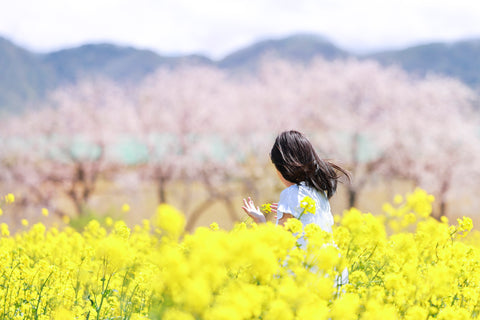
left=1, top=33, right=479, bottom=112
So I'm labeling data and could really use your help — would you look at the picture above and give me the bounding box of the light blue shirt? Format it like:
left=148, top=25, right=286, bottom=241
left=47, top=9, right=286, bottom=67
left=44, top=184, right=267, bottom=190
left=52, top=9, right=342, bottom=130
left=276, top=181, right=334, bottom=233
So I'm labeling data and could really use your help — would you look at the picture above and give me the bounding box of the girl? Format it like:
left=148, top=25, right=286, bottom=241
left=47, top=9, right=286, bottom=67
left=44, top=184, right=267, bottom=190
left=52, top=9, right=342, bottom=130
left=242, top=130, right=350, bottom=235
left=242, top=130, right=350, bottom=284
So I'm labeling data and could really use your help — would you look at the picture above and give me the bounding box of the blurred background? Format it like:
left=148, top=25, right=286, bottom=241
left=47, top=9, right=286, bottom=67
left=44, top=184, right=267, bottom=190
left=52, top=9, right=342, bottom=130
left=1, top=0, right=480, bottom=230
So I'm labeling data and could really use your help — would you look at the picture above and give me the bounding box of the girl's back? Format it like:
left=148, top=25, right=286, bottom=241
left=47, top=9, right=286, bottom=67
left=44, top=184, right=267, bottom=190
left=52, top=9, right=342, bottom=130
left=276, top=182, right=334, bottom=233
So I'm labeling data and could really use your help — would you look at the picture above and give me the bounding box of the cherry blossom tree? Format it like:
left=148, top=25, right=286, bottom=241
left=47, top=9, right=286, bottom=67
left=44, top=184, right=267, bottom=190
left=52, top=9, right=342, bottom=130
left=1, top=57, right=479, bottom=226
left=384, top=76, right=480, bottom=218
left=125, top=66, right=248, bottom=229
left=0, top=78, right=129, bottom=218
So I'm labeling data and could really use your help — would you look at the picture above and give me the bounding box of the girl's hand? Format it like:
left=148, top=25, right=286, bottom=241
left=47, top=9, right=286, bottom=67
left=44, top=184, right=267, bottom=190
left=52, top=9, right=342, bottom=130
left=270, top=203, right=278, bottom=216
left=242, top=197, right=266, bottom=223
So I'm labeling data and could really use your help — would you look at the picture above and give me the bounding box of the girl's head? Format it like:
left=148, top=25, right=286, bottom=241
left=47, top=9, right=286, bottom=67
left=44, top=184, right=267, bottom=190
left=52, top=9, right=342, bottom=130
left=270, top=130, right=350, bottom=198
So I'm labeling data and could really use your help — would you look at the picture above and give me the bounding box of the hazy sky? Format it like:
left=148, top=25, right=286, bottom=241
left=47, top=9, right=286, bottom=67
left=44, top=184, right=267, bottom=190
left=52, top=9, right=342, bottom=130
left=1, top=0, right=480, bottom=59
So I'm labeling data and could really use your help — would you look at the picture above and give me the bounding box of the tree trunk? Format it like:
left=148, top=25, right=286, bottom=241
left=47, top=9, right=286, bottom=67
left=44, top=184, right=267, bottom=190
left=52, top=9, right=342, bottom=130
left=185, top=197, right=216, bottom=232
left=438, top=199, right=447, bottom=221
left=432, top=176, right=450, bottom=221
left=348, top=186, right=357, bottom=208
left=157, top=176, right=167, bottom=204
left=222, top=197, right=239, bottom=223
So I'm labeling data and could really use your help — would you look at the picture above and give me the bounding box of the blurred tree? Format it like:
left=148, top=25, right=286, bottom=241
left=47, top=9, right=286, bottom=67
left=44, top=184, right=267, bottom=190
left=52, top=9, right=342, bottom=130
left=130, top=66, right=244, bottom=229
left=384, top=76, right=480, bottom=219
left=1, top=57, right=479, bottom=225
left=0, top=79, right=127, bottom=218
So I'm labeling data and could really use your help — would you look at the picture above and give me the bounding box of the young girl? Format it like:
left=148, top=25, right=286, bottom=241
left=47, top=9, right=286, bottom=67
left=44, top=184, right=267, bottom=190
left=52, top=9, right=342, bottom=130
left=242, top=130, right=350, bottom=233
left=242, top=130, right=350, bottom=284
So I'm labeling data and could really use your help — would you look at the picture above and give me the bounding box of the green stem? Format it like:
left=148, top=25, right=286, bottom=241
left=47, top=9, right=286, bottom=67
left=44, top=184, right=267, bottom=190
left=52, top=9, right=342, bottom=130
left=96, top=272, right=114, bottom=320
left=34, top=271, right=54, bottom=320
left=4, top=260, right=20, bottom=320
left=119, top=267, right=132, bottom=316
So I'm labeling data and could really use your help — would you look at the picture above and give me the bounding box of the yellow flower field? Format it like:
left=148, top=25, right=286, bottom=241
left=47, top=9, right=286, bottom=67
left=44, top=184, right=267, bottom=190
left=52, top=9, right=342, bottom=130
left=0, top=189, right=478, bottom=319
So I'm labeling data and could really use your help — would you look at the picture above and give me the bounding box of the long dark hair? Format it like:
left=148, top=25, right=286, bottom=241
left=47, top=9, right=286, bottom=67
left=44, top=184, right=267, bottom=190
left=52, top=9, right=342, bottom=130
left=270, top=130, right=350, bottom=199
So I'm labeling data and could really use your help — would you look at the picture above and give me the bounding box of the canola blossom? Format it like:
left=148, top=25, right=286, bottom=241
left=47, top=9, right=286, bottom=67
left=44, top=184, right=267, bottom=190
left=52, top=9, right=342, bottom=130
left=298, top=196, right=316, bottom=220
left=261, top=203, right=273, bottom=214
left=0, top=189, right=479, bottom=319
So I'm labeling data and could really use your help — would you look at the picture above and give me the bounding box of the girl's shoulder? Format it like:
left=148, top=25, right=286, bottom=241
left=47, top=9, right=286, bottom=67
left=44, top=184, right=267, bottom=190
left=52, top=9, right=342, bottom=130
left=280, top=183, right=299, bottom=196
left=279, top=184, right=299, bottom=205
left=298, top=182, right=329, bottom=203
left=280, top=182, right=324, bottom=199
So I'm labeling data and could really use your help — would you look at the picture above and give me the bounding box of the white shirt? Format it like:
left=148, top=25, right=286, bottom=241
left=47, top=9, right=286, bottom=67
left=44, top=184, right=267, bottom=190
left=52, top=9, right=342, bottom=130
left=276, top=181, right=334, bottom=233
left=276, top=182, right=349, bottom=285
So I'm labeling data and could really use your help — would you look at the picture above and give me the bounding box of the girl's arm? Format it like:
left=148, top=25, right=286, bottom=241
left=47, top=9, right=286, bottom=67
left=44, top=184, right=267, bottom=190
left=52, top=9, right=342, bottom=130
left=242, top=197, right=266, bottom=223
left=242, top=199, right=294, bottom=225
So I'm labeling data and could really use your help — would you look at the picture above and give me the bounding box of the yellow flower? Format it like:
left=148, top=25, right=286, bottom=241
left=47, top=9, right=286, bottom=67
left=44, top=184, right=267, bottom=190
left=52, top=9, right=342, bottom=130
left=62, top=215, right=70, bottom=224
left=105, top=216, right=114, bottom=226
left=41, top=208, right=49, bottom=217
left=457, top=216, right=473, bottom=237
left=177, top=276, right=212, bottom=314
left=297, top=301, right=329, bottom=320
left=393, top=194, right=403, bottom=204
left=21, top=219, right=28, bottom=226
left=329, top=293, right=360, bottom=320
left=300, top=196, right=316, bottom=215
left=122, top=203, right=131, bottom=212
left=162, top=309, right=195, bottom=320
left=261, top=203, right=272, bottom=214
left=315, top=245, right=340, bottom=271
left=264, top=299, right=294, bottom=320
left=5, top=193, right=15, bottom=203
left=154, top=204, right=185, bottom=240
left=406, top=188, right=434, bottom=217
left=283, top=218, right=303, bottom=234
left=96, top=236, right=129, bottom=273
left=113, top=220, right=131, bottom=240
left=405, top=306, right=428, bottom=320
left=52, top=307, right=75, bottom=320
left=0, top=223, right=9, bottom=236
left=0, top=189, right=477, bottom=318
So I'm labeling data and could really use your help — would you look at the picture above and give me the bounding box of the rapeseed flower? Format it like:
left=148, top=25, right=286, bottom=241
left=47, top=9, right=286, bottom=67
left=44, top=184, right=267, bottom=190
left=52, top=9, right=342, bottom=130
left=261, top=203, right=272, bottom=214
left=283, top=217, right=303, bottom=234
left=5, top=193, right=15, bottom=203
left=0, top=223, right=9, bottom=236
left=154, top=204, right=185, bottom=240
left=0, top=188, right=478, bottom=319
left=209, top=222, right=219, bottom=230
left=300, top=196, right=316, bottom=214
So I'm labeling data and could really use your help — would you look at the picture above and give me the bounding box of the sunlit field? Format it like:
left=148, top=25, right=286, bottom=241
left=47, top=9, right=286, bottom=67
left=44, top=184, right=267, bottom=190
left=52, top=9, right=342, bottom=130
left=5, top=176, right=477, bottom=232
left=0, top=189, right=478, bottom=319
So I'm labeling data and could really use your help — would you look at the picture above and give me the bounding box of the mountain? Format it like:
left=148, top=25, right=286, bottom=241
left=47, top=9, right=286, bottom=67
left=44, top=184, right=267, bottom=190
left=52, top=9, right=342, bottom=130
left=0, top=37, right=56, bottom=111
left=43, top=44, right=214, bottom=84
left=0, top=38, right=214, bottom=113
left=218, top=34, right=350, bottom=70
left=364, top=39, right=480, bottom=89
left=1, top=34, right=480, bottom=112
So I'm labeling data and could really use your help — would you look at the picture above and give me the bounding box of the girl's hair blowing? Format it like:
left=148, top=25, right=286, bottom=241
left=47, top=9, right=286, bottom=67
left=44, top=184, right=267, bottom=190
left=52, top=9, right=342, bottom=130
left=270, top=130, right=350, bottom=199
